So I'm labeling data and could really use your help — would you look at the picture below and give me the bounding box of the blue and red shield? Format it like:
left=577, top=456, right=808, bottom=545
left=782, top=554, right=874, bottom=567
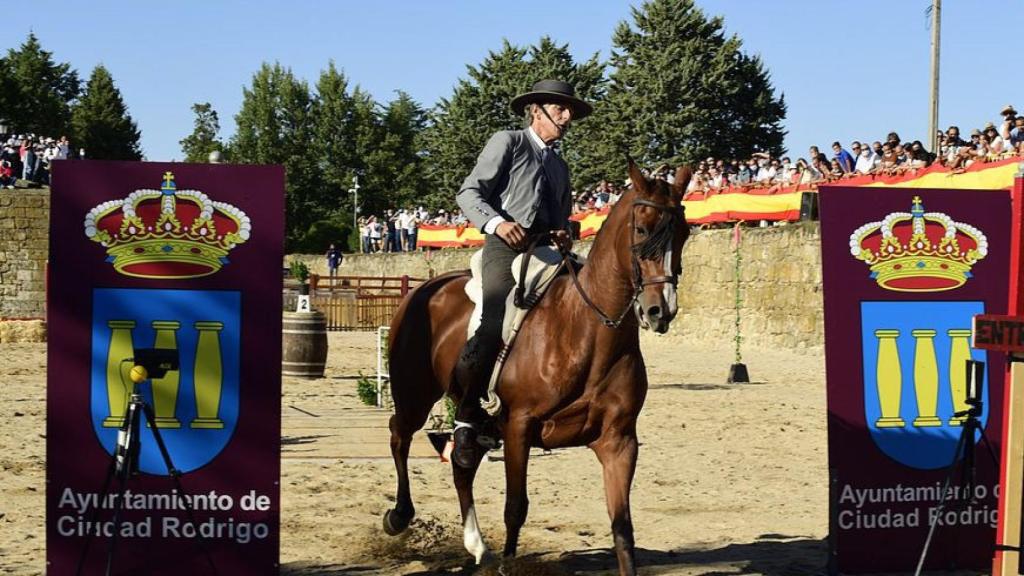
left=90, top=287, right=241, bottom=475
left=860, top=300, right=988, bottom=470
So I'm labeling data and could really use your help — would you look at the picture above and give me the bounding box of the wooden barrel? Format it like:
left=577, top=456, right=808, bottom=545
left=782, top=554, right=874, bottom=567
left=282, top=311, right=328, bottom=378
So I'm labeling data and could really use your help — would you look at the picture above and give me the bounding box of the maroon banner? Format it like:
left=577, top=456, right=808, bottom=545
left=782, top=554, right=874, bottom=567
left=46, top=161, right=284, bottom=574
left=820, top=186, right=1011, bottom=572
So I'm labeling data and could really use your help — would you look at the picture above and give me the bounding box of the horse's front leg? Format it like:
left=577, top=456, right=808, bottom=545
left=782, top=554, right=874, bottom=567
left=593, top=431, right=639, bottom=576
left=501, top=412, right=534, bottom=559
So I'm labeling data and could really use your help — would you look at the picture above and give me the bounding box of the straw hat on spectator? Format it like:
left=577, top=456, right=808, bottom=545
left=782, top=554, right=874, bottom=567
left=984, top=122, right=997, bottom=132
left=971, top=128, right=982, bottom=137
left=1002, top=104, right=1017, bottom=116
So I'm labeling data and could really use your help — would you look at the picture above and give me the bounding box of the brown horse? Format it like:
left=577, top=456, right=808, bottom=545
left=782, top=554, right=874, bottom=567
left=383, top=162, right=692, bottom=576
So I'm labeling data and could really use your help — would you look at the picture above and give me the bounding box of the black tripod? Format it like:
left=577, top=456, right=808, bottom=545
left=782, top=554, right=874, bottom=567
left=75, top=349, right=217, bottom=576
left=913, top=360, right=998, bottom=576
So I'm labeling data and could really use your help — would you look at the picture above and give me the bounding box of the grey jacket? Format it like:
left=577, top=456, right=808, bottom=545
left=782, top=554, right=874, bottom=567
left=456, top=129, right=571, bottom=233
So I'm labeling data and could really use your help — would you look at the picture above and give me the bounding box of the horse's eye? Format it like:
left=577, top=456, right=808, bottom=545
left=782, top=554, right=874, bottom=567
left=635, top=226, right=648, bottom=237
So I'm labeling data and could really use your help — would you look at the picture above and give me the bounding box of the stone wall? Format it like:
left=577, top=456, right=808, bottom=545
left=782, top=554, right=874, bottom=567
left=289, top=222, right=825, bottom=351
left=0, top=189, right=49, bottom=320
left=675, top=222, right=823, bottom=350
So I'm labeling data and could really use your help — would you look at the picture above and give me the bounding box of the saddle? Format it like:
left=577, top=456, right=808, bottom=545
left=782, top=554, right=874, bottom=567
left=464, top=243, right=583, bottom=415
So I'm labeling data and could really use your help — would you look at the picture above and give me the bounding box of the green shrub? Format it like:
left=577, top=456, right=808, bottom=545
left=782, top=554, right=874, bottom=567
left=356, top=371, right=378, bottom=406
left=288, top=260, right=309, bottom=284
left=443, top=396, right=456, bottom=429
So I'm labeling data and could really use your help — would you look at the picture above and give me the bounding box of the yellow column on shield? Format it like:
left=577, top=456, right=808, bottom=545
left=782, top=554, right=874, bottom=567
left=947, top=329, right=973, bottom=426
left=150, top=321, right=182, bottom=428
left=103, top=320, right=136, bottom=428
left=912, top=329, right=943, bottom=427
left=874, top=329, right=906, bottom=428
left=191, top=321, right=225, bottom=429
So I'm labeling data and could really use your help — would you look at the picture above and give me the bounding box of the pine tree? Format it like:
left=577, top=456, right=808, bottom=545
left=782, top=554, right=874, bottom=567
left=592, top=0, right=786, bottom=178
left=4, top=33, right=80, bottom=137
left=420, top=37, right=604, bottom=209
left=71, top=65, right=142, bottom=160
left=179, top=102, right=223, bottom=162
left=230, top=62, right=321, bottom=248
left=310, top=62, right=359, bottom=221
left=360, top=91, right=427, bottom=213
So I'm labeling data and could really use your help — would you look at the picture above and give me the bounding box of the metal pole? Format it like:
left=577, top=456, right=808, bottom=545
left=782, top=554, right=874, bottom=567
left=929, top=0, right=941, bottom=153
left=349, top=175, right=360, bottom=233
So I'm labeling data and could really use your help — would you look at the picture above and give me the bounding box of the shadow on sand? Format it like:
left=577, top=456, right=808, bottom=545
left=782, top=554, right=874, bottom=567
left=281, top=535, right=828, bottom=575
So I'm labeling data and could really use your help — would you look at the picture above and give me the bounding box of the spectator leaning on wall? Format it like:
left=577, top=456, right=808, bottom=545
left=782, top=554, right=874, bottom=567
left=832, top=141, right=856, bottom=174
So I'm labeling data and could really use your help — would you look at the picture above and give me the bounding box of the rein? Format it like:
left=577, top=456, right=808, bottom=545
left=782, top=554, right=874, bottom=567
left=562, top=198, right=683, bottom=329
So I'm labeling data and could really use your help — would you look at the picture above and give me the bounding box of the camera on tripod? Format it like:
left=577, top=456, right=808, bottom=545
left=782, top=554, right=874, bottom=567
left=959, top=359, right=985, bottom=417
left=114, top=348, right=180, bottom=477
left=128, top=348, right=180, bottom=382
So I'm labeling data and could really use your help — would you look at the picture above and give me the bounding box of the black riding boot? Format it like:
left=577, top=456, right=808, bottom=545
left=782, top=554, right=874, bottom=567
left=452, top=333, right=500, bottom=468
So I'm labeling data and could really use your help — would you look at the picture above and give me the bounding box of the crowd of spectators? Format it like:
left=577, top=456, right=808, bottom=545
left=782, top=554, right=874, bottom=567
left=356, top=206, right=471, bottom=254
left=671, top=104, right=1024, bottom=198
left=0, top=133, right=80, bottom=188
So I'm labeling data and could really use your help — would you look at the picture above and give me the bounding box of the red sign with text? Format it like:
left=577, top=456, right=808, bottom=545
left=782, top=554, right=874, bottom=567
left=821, top=186, right=1012, bottom=572
left=46, top=161, right=284, bottom=574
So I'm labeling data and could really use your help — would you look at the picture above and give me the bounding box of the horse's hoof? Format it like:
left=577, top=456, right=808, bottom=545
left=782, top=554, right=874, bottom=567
left=382, top=508, right=411, bottom=535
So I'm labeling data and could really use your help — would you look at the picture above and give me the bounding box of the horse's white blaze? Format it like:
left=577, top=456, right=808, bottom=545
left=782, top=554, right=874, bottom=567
left=463, top=504, right=488, bottom=564
left=663, top=247, right=678, bottom=316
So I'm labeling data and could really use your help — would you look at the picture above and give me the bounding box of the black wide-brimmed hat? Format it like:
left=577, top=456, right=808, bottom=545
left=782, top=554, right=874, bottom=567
left=510, top=79, right=593, bottom=119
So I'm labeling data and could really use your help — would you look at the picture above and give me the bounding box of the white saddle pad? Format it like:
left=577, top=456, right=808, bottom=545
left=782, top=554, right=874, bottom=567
left=464, top=245, right=567, bottom=342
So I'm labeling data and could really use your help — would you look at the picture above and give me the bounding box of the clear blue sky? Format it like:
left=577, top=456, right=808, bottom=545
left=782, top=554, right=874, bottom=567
left=8, top=1, right=1021, bottom=163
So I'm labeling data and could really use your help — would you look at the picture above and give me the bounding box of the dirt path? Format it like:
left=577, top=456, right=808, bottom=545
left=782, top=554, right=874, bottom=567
left=3, top=331, right=836, bottom=575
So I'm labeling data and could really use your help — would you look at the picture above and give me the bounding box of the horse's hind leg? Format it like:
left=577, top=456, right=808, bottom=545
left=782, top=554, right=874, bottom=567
left=383, top=402, right=433, bottom=535
left=453, top=455, right=490, bottom=564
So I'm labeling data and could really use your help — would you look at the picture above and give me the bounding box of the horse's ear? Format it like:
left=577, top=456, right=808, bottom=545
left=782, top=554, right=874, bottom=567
left=671, top=166, right=693, bottom=202
left=627, top=157, right=646, bottom=193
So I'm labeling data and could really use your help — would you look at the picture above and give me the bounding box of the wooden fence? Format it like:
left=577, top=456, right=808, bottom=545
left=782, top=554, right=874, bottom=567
left=283, top=274, right=427, bottom=331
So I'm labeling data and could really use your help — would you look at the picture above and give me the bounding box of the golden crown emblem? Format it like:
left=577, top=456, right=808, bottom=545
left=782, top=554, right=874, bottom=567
left=84, top=172, right=251, bottom=279
left=849, top=196, right=988, bottom=292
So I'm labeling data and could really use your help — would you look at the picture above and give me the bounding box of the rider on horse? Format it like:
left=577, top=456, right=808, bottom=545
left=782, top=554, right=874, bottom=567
left=452, top=79, right=592, bottom=469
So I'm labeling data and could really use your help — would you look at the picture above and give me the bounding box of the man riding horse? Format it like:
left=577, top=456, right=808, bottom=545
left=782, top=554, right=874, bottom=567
left=452, top=79, right=592, bottom=469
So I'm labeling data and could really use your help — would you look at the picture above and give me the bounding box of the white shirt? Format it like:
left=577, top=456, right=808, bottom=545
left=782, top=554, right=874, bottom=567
left=854, top=151, right=876, bottom=174
left=755, top=165, right=776, bottom=182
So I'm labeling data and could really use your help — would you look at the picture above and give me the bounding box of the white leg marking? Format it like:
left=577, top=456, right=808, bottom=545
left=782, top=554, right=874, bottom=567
left=463, top=504, right=488, bottom=564
left=663, top=247, right=678, bottom=315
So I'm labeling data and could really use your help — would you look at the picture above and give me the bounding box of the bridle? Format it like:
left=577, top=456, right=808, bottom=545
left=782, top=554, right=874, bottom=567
left=563, top=198, right=685, bottom=329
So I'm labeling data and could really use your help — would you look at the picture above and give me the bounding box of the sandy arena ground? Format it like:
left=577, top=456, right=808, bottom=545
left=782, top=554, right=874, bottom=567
left=0, top=330, right=924, bottom=575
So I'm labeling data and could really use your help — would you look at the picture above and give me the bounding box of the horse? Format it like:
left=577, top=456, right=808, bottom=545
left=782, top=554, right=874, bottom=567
left=383, top=161, right=692, bottom=576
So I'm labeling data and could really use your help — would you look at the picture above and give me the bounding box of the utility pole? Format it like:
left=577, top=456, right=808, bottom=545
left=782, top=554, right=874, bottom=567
left=348, top=175, right=360, bottom=231
left=929, top=0, right=941, bottom=153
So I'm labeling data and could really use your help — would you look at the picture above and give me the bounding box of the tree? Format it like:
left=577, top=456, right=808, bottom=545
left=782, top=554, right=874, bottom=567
left=591, top=0, right=786, bottom=179
left=420, top=37, right=604, bottom=209
left=4, top=33, right=80, bottom=136
left=359, top=91, right=428, bottom=214
left=310, top=62, right=359, bottom=223
left=71, top=65, right=142, bottom=160
left=179, top=102, right=223, bottom=162
left=230, top=62, right=321, bottom=248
